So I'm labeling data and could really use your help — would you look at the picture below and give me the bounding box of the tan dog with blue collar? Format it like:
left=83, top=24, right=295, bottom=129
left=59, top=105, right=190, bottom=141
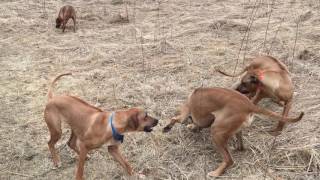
left=44, top=73, right=158, bottom=180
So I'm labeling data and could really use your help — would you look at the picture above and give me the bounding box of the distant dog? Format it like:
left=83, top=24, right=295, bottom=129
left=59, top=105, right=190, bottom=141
left=163, top=87, right=303, bottom=177
left=56, top=5, right=76, bottom=32
left=216, top=56, right=294, bottom=135
left=44, top=73, right=158, bottom=180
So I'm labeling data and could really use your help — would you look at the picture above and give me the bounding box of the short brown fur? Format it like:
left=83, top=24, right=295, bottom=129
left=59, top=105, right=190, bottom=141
left=216, top=56, right=294, bottom=135
left=163, top=87, right=303, bottom=177
left=44, top=73, right=158, bottom=180
left=56, top=5, right=76, bottom=32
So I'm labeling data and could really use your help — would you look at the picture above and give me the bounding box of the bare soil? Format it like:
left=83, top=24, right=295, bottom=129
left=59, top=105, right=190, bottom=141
left=1, top=0, right=319, bottom=179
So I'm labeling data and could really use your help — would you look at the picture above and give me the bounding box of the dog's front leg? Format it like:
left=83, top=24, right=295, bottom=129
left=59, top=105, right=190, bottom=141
left=108, top=145, right=133, bottom=175
left=251, top=88, right=263, bottom=104
left=76, top=142, right=88, bottom=180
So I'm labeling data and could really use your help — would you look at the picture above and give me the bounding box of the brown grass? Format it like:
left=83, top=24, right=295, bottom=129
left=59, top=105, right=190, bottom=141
left=1, top=0, right=319, bottom=179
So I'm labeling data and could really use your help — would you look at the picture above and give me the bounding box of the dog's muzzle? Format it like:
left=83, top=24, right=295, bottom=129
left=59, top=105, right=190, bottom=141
left=236, top=84, right=250, bottom=94
left=143, top=119, right=159, bottom=132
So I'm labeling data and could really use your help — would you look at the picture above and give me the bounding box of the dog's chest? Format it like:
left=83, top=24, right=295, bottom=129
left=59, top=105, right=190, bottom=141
left=261, top=76, right=280, bottom=93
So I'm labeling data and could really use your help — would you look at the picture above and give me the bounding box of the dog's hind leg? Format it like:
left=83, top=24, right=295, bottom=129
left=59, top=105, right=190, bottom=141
left=207, top=115, right=246, bottom=177
left=44, top=109, right=62, bottom=167
left=208, top=128, right=233, bottom=177
left=270, top=100, right=292, bottom=136
left=67, top=130, right=79, bottom=154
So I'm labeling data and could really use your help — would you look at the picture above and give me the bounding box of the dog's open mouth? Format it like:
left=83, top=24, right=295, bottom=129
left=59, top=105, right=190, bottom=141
left=144, top=126, right=153, bottom=132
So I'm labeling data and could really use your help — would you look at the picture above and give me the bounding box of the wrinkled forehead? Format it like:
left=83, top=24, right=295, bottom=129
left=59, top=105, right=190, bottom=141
left=135, top=109, right=147, bottom=117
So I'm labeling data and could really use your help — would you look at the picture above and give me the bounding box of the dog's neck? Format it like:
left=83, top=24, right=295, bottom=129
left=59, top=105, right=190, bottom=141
left=108, top=111, right=133, bottom=134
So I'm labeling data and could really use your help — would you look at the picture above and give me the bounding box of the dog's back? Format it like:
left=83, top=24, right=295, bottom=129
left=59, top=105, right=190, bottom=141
left=250, top=56, right=289, bottom=73
left=59, top=5, right=75, bottom=19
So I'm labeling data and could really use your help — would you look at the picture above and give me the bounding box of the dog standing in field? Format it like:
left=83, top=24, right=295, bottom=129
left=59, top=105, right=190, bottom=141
left=56, top=5, right=76, bottom=32
left=216, top=56, right=294, bottom=135
left=163, top=87, right=303, bottom=177
left=44, top=73, right=158, bottom=180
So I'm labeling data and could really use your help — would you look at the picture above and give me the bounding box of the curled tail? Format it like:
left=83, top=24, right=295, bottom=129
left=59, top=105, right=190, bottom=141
left=47, top=73, right=72, bottom=100
left=215, top=66, right=248, bottom=77
left=252, top=105, right=304, bottom=123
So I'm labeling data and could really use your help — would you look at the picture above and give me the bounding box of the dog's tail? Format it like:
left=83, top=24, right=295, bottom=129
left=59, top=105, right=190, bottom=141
left=215, top=66, right=248, bottom=77
left=251, top=105, right=304, bottom=123
left=47, top=73, right=72, bottom=100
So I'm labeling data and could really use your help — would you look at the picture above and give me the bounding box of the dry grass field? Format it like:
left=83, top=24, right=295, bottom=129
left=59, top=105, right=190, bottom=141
left=1, top=0, right=319, bottom=179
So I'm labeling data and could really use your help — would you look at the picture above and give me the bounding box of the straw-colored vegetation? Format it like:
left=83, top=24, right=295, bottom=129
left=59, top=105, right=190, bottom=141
left=1, top=0, right=319, bottom=179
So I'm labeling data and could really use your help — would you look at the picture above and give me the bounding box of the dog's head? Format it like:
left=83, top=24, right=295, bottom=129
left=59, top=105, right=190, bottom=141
left=236, top=72, right=260, bottom=94
left=127, top=108, right=158, bottom=132
left=56, top=18, right=62, bottom=28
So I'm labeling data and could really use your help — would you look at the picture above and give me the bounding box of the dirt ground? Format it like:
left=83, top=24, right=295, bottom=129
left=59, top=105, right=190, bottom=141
left=1, top=0, right=319, bottom=179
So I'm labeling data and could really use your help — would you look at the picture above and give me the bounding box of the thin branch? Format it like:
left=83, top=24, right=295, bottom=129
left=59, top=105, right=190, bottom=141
left=242, top=0, right=262, bottom=66
left=262, top=0, right=275, bottom=52
left=267, top=17, right=284, bottom=55
left=232, top=0, right=259, bottom=77
left=291, top=15, right=300, bottom=71
left=263, top=136, right=277, bottom=180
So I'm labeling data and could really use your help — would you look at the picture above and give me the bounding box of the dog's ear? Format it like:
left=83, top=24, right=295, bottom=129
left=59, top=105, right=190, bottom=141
left=128, top=113, right=139, bottom=130
left=249, top=75, right=259, bottom=84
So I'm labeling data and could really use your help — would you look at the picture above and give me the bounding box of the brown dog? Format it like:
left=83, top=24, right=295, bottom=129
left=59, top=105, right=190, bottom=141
left=56, top=5, right=76, bottom=32
left=216, top=56, right=293, bottom=135
left=163, top=87, right=303, bottom=177
left=44, top=73, right=158, bottom=180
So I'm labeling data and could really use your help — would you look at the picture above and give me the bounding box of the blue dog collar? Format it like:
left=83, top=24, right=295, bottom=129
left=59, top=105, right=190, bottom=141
left=109, top=112, right=124, bottom=143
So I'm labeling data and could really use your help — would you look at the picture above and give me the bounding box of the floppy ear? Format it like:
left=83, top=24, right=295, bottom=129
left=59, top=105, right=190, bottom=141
left=128, top=113, right=139, bottom=130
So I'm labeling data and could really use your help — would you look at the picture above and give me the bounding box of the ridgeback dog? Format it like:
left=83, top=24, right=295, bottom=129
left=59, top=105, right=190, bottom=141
left=216, top=56, right=294, bottom=135
left=44, top=73, right=158, bottom=180
left=163, top=87, right=303, bottom=177
left=56, top=5, right=76, bottom=32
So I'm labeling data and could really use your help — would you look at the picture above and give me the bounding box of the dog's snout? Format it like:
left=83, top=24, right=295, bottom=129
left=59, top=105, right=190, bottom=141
left=236, top=84, right=249, bottom=94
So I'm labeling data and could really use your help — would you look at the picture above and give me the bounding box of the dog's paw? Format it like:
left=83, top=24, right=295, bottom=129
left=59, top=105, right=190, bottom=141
left=268, top=130, right=281, bottom=136
left=207, top=170, right=221, bottom=177
left=187, top=124, right=201, bottom=133
left=52, top=162, right=62, bottom=169
left=162, top=126, right=172, bottom=133
left=137, top=171, right=146, bottom=179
